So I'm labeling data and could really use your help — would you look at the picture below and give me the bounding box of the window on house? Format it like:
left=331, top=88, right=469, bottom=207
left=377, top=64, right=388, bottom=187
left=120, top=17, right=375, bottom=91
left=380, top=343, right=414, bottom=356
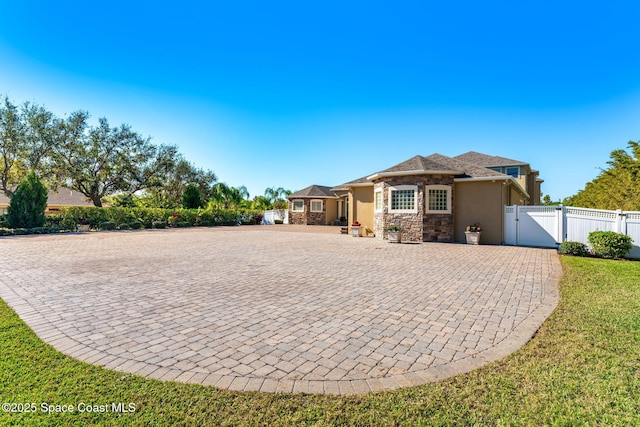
left=488, top=167, right=502, bottom=173
left=292, top=200, right=304, bottom=212
left=374, top=190, right=383, bottom=212
left=389, top=185, right=417, bottom=213
left=310, top=200, right=323, bottom=212
left=506, top=167, right=520, bottom=178
left=426, top=185, right=452, bottom=214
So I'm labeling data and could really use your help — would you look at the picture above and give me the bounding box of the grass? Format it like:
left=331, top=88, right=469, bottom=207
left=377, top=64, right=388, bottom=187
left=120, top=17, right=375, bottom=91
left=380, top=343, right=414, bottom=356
left=1, top=256, right=639, bottom=426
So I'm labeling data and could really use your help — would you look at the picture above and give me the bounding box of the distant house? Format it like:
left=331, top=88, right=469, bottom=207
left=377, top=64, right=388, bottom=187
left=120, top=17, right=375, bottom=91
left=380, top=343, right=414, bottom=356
left=0, top=187, right=94, bottom=215
left=288, top=151, right=543, bottom=244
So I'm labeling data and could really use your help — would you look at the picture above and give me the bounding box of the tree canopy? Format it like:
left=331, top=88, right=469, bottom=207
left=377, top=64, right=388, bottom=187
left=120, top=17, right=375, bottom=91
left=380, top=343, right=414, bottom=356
left=565, top=141, right=640, bottom=210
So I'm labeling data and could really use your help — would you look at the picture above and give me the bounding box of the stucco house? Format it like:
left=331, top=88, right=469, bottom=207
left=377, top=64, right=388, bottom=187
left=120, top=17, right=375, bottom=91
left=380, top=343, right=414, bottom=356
left=288, top=151, right=542, bottom=244
left=0, top=187, right=94, bottom=215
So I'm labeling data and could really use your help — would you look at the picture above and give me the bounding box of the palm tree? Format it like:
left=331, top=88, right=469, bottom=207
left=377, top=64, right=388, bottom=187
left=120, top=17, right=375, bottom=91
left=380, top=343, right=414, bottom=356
left=236, top=185, right=250, bottom=201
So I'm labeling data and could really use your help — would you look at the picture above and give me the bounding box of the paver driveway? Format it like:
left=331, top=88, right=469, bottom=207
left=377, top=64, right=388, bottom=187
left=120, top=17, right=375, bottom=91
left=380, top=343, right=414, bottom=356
left=0, top=226, right=561, bottom=395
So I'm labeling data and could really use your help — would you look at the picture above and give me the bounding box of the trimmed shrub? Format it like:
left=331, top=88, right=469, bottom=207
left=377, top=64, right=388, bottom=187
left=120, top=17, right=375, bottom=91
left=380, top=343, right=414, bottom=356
left=118, top=223, right=131, bottom=230
left=588, top=231, right=633, bottom=259
left=274, top=219, right=284, bottom=224
left=176, top=221, right=191, bottom=228
left=0, top=214, right=7, bottom=228
left=7, top=171, right=48, bottom=228
left=182, top=183, right=204, bottom=209
left=152, top=221, right=167, bottom=229
left=99, top=221, right=117, bottom=230
left=560, top=241, right=589, bottom=257
left=129, top=221, right=143, bottom=230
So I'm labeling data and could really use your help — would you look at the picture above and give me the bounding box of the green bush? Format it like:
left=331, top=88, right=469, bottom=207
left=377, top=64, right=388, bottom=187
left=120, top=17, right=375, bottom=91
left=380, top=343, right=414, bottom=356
left=588, top=231, right=633, bottom=259
left=182, top=183, right=204, bottom=209
left=0, top=214, right=7, bottom=228
left=152, top=221, right=167, bottom=229
left=560, top=241, right=589, bottom=257
left=7, top=171, right=48, bottom=228
left=99, top=221, right=117, bottom=230
left=274, top=219, right=284, bottom=224
left=129, top=221, right=143, bottom=230
left=176, top=221, right=191, bottom=228
left=118, top=223, right=131, bottom=230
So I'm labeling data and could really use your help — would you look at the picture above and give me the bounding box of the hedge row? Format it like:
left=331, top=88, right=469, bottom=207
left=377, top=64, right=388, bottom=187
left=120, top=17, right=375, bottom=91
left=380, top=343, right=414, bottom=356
left=0, top=207, right=263, bottom=234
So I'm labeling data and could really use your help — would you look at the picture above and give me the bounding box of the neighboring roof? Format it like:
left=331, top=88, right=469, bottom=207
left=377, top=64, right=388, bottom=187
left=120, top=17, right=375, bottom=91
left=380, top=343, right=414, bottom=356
left=454, top=151, right=528, bottom=167
left=287, top=184, right=336, bottom=199
left=0, top=187, right=93, bottom=207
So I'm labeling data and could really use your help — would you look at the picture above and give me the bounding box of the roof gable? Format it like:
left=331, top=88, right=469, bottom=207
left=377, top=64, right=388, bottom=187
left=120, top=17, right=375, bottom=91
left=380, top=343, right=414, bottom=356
left=288, top=184, right=336, bottom=199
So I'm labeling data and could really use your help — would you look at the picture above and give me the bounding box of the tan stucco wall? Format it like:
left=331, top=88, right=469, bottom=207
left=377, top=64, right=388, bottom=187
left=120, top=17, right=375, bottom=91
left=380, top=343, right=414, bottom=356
left=325, top=199, right=339, bottom=224
left=349, top=187, right=374, bottom=236
left=455, top=181, right=504, bottom=245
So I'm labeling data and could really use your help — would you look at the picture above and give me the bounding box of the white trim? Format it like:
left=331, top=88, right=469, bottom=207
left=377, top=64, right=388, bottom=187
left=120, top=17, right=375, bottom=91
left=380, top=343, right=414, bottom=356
left=388, top=185, right=418, bottom=213
left=291, top=199, right=305, bottom=212
left=310, top=199, right=323, bottom=212
left=374, top=188, right=383, bottom=213
left=425, top=185, right=452, bottom=214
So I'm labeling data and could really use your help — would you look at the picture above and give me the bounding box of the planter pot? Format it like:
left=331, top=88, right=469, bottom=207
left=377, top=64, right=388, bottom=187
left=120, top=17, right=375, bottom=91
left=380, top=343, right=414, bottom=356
left=387, top=231, right=401, bottom=243
left=351, top=226, right=361, bottom=237
left=77, top=224, right=90, bottom=232
left=465, top=231, right=481, bottom=245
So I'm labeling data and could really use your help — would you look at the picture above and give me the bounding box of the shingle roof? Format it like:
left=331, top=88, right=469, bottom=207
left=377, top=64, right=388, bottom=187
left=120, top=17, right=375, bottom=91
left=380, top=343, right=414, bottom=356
left=426, top=154, right=509, bottom=178
left=368, top=153, right=507, bottom=179
left=373, top=154, right=461, bottom=175
left=331, top=175, right=372, bottom=190
left=0, top=187, right=93, bottom=207
left=287, top=184, right=336, bottom=199
left=454, top=151, right=528, bottom=167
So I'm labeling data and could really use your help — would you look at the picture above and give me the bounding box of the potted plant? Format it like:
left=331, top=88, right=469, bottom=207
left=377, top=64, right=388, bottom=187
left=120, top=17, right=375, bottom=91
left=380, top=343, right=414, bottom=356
left=384, top=224, right=402, bottom=243
left=351, top=220, right=362, bottom=237
left=465, top=223, right=482, bottom=245
left=77, top=217, right=91, bottom=232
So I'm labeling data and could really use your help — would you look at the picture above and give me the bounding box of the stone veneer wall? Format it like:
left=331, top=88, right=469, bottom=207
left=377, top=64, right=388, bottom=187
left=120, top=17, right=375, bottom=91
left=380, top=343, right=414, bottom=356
left=423, top=175, right=455, bottom=242
left=373, top=174, right=455, bottom=242
left=288, top=199, right=326, bottom=225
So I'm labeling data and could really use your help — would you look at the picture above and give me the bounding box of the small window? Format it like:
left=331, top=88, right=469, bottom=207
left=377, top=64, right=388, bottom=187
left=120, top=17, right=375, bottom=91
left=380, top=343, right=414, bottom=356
left=310, top=200, right=323, bottom=212
left=505, top=167, right=520, bottom=178
left=426, top=185, right=452, bottom=214
left=292, top=200, right=304, bottom=212
left=488, top=167, right=502, bottom=173
left=388, top=185, right=417, bottom=213
left=374, top=190, right=383, bottom=212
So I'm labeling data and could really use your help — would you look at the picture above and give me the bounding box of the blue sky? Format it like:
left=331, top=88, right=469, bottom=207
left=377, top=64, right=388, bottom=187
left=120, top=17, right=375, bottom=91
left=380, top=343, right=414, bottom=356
left=1, top=1, right=639, bottom=201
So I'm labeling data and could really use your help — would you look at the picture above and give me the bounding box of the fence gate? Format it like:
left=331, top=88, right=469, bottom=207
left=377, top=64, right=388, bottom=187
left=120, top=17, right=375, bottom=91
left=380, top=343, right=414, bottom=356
left=504, top=205, right=640, bottom=257
left=503, top=206, right=562, bottom=248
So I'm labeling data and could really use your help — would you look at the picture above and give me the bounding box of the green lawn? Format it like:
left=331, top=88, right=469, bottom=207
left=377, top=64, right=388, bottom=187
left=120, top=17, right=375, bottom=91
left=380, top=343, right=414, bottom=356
left=1, top=256, right=639, bottom=426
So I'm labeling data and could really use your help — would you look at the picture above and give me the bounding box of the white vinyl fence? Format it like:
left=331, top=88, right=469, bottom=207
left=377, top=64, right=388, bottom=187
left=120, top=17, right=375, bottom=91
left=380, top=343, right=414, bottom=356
left=504, top=205, right=640, bottom=258
left=262, top=209, right=289, bottom=225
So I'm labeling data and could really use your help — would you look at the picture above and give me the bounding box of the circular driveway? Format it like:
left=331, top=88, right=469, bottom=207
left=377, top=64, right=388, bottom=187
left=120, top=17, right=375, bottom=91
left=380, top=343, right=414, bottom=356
left=0, top=226, right=560, bottom=394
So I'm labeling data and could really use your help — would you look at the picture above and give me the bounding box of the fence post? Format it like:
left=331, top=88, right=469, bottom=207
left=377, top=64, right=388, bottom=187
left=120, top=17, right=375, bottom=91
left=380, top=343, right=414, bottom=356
left=619, top=210, right=628, bottom=236
left=615, top=209, right=623, bottom=233
left=556, top=205, right=564, bottom=244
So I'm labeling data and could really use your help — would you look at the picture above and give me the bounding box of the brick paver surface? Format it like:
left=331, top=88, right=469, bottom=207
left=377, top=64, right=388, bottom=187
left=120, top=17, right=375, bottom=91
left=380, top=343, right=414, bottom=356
left=0, top=226, right=561, bottom=394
